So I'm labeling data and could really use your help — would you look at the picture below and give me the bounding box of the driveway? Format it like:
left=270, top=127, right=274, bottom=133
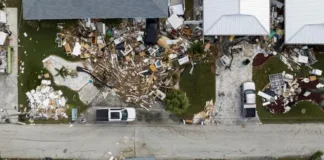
left=0, top=8, right=18, bottom=123
left=215, top=43, right=261, bottom=125
left=0, top=124, right=324, bottom=159
left=83, top=88, right=180, bottom=125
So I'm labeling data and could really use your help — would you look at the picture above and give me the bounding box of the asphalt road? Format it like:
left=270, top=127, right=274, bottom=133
left=0, top=124, right=324, bottom=159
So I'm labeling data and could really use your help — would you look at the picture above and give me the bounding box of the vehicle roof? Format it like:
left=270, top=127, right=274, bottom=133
left=246, top=93, right=256, bottom=104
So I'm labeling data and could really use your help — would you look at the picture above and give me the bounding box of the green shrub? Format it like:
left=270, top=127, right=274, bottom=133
left=165, top=89, right=190, bottom=115
left=188, top=41, right=204, bottom=55
left=312, top=151, right=323, bottom=160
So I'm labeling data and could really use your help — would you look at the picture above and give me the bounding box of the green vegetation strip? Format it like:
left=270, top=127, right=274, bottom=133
left=180, top=63, right=215, bottom=119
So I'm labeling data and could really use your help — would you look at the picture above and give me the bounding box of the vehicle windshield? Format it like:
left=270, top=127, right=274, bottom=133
left=245, top=90, right=255, bottom=95
left=121, top=109, right=128, bottom=121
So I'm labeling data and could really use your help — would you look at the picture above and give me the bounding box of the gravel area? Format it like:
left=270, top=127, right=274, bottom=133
left=215, top=44, right=261, bottom=125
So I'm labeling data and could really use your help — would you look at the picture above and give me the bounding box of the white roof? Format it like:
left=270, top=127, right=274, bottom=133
left=285, top=0, right=324, bottom=44
left=203, top=0, right=270, bottom=35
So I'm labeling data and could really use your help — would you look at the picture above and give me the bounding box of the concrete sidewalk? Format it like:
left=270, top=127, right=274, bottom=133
left=0, top=8, right=19, bottom=123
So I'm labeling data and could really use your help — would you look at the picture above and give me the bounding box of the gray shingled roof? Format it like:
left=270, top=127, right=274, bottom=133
left=23, top=0, right=169, bottom=20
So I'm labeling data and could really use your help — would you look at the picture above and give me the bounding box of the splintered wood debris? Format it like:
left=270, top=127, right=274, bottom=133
left=55, top=18, right=204, bottom=109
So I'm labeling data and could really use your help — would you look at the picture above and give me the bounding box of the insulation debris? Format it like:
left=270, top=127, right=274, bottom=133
left=26, top=82, right=68, bottom=120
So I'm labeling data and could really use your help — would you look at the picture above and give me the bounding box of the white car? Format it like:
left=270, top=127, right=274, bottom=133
left=96, top=107, right=136, bottom=122
left=241, top=82, right=256, bottom=118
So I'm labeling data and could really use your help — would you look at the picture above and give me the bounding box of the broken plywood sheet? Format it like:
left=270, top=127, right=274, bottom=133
left=167, top=14, right=184, bottom=30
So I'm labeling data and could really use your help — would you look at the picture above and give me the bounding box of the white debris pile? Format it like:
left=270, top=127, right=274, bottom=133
left=192, top=99, right=214, bottom=125
left=26, top=80, right=68, bottom=120
left=279, top=46, right=318, bottom=71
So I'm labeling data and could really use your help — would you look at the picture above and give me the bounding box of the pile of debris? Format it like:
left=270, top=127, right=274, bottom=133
left=0, top=46, right=9, bottom=73
left=253, top=1, right=318, bottom=70
left=254, top=0, right=285, bottom=55
left=259, top=69, right=324, bottom=114
left=26, top=80, right=68, bottom=120
left=55, top=16, right=203, bottom=109
left=0, top=9, right=12, bottom=74
left=192, top=99, right=214, bottom=124
left=279, top=46, right=318, bottom=71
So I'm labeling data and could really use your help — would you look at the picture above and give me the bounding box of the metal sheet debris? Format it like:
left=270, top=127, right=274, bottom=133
left=167, top=14, right=184, bottom=30
left=269, top=73, right=285, bottom=89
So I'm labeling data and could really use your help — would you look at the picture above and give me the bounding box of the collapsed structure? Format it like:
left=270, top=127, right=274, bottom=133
left=52, top=15, right=203, bottom=109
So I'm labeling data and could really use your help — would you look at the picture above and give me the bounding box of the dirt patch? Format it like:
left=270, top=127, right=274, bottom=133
left=253, top=53, right=273, bottom=67
left=298, top=79, right=322, bottom=104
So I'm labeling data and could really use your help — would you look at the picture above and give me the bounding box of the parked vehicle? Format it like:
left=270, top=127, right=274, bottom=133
left=241, top=81, right=256, bottom=118
left=96, top=107, right=136, bottom=122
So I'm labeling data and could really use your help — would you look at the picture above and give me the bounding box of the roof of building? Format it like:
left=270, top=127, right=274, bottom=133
left=23, top=0, right=169, bottom=20
left=203, top=0, right=270, bottom=35
left=285, top=0, right=324, bottom=44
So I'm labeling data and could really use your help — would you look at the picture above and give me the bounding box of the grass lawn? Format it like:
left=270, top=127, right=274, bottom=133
left=8, top=0, right=87, bottom=123
left=18, top=21, right=87, bottom=123
left=180, top=63, right=215, bottom=119
left=312, top=53, right=324, bottom=71
left=253, top=56, right=324, bottom=123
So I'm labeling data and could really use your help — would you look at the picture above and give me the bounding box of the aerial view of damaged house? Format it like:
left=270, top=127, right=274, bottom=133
left=1, top=0, right=324, bottom=159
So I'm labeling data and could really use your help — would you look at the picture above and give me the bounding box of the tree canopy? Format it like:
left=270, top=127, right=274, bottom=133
left=165, top=89, right=190, bottom=115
